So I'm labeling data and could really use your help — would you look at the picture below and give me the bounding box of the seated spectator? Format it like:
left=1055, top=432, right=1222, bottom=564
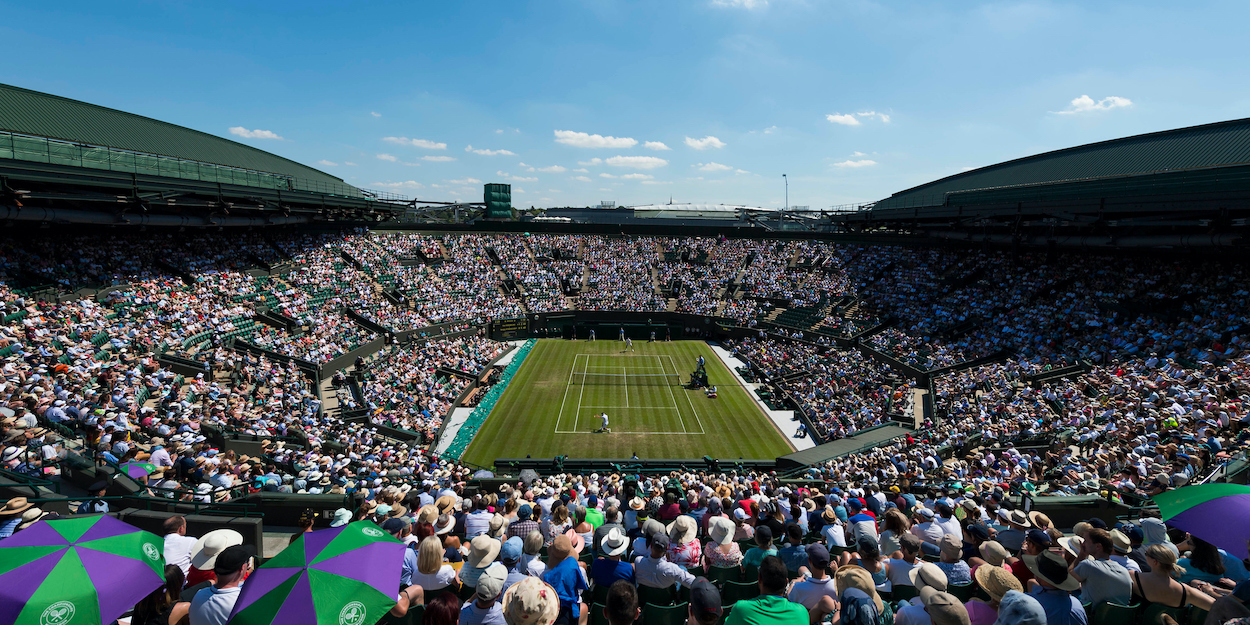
left=894, top=562, right=949, bottom=624
left=848, top=535, right=891, bottom=592
left=1021, top=550, right=1087, bottom=625
left=704, top=516, right=744, bottom=570
left=787, top=544, right=838, bottom=622
left=666, top=515, right=702, bottom=568
left=834, top=564, right=886, bottom=625
left=634, top=531, right=695, bottom=589
left=888, top=534, right=924, bottom=591
left=461, top=563, right=507, bottom=625
left=541, top=535, right=589, bottom=625
left=688, top=579, right=723, bottom=625
left=1130, top=544, right=1215, bottom=613
left=162, top=515, right=198, bottom=577
left=993, top=590, right=1047, bottom=625
left=725, top=555, right=807, bottom=625
left=777, top=524, right=808, bottom=574
left=413, top=536, right=459, bottom=592
left=591, top=528, right=634, bottom=587
left=189, top=544, right=252, bottom=625
left=500, top=537, right=528, bottom=593
left=604, top=580, right=640, bottom=625
left=936, top=535, right=971, bottom=587
left=743, top=526, right=778, bottom=568
left=1068, top=527, right=1132, bottom=608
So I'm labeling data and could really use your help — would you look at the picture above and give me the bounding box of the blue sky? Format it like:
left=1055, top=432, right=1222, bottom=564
left=3, top=0, right=1249, bottom=209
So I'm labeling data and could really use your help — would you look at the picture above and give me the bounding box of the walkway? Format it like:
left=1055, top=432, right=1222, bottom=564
left=709, top=344, right=815, bottom=452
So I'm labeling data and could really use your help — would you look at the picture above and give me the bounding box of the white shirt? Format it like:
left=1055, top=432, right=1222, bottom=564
left=164, top=532, right=198, bottom=576
left=190, top=584, right=242, bottom=625
left=787, top=577, right=838, bottom=610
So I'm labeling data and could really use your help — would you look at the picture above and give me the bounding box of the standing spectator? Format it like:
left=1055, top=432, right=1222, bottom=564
left=162, top=516, right=198, bottom=576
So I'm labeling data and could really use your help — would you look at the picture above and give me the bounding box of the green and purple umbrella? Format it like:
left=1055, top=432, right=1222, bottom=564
left=0, top=515, right=165, bottom=625
left=1154, top=482, right=1250, bottom=560
left=118, top=461, right=157, bottom=480
left=228, top=520, right=405, bottom=625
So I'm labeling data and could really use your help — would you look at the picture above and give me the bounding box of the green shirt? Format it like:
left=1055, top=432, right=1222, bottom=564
left=725, top=594, right=808, bottom=625
left=586, top=507, right=605, bottom=529
left=742, top=547, right=778, bottom=568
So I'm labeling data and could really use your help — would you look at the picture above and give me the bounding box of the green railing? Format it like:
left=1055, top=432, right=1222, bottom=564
left=0, top=130, right=407, bottom=202
left=442, top=340, right=536, bottom=460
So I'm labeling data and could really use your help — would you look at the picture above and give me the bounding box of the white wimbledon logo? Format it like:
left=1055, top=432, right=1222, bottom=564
left=339, top=601, right=366, bottom=625
left=143, top=543, right=161, bottom=560
left=361, top=527, right=384, bottom=538
left=41, top=601, right=76, bottom=625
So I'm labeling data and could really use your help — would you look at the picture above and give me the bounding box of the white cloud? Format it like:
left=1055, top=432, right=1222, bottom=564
left=447, top=177, right=482, bottom=185
left=763, top=125, right=778, bottom=134
left=371, top=112, right=381, bottom=118
left=572, top=168, right=589, bottom=173
left=382, top=136, right=448, bottom=150
left=826, top=114, right=860, bottom=126
left=229, top=126, right=283, bottom=140
left=851, top=151, right=866, bottom=157
left=606, top=155, right=668, bottom=169
left=495, top=129, right=504, bottom=134
left=833, top=159, right=878, bottom=168
left=316, top=159, right=338, bottom=167
left=376, top=153, right=398, bottom=162
left=421, top=155, right=456, bottom=162
left=640, top=180, right=672, bottom=185
left=513, top=187, right=526, bottom=193
left=644, top=141, right=671, bottom=151
left=344, top=162, right=357, bottom=166
left=547, top=189, right=561, bottom=193
left=621, top=173, right=653, bottom=180
left=856, top=111, right=891, bottom=123
left=370, top=180, right=424, bottom=189
left=599, top=173, right=618, bottom=179
left=1053, top=95, right=1133, bottom=114
left=710, top=0, right=767, bottom=8
left=735, top=169, right=750, bottom=174
left=578, top=158, right=603, bottom=166
left=696, top=162, right=733, bottom=172
left=465, top=144, right=516, bottom=156
left=685, top=136, right=727, bottom=150
left=599, top=188, right=611, bottom=191
left=554, top=130, right=638, bottom=149
left=572, top=175, right=592, bottom=182
left=537, top=165, right=567, bottom=173
left=496, top=171, right=538, bottom=182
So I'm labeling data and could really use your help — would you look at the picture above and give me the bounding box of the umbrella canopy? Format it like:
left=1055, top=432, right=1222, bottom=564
left=118, top=461, right=156, bottom=480
left=228, top=520, right=405, bottom=625
left=0, top=515, right=165, bottom=625
left=1154, top=483, right=1250, bottom=560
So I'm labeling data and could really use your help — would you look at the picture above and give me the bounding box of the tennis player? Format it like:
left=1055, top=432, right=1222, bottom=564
left=598, top=412, right=611, bottom=433
left=625, top=337, right=634, bottom=352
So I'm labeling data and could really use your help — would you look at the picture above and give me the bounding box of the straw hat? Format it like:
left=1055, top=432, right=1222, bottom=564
left=1006, top=510, right=1032, bottom=528
left=834, top=565, right=884, bottom=614
left=489, top=514, right=507, bottom=538
left=547, top=534, right=575, bottom=567
left=467, top=535, right=502, bottom=569
left=978, top=541, right=1009, bottom=567
left=502, top=577, right=560, bottom=625
left=16, top=507, right=50, bottom=530
left=1027, top=511, right=1052, bottom=529
left=416, top=504, right=439, bottom=525
left=435, top=495, right=457, bottom=515
left=909, top=562, right=949, bottom=592
left=435, top=514, right=456, bottom=535
left=973, top=563, right=1022, bottom=603
left=667, top=515, right=698, bottom=545
left=602, top=527, right=628, bottom=557
left=628, top=497, right=645, bottom=511
left=0, top=497, right=34, bottom=518
left=190, top=529, right=244, bottom=570
left=1058, top=535, right=1085, bottom=559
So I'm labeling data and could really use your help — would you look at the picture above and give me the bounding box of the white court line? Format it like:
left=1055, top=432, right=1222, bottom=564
left=573, top=353, right=589, bottom=433
left=623, top=366, right=628, bottom=408
left=581, top=405, right=681, bottom=409
left=555, top=352, right=579, bottom=433
left=657, top=355, right=688, bottom=434
left=665, top=355, right=706, bottom=434
left=555, top=430, right=693, bottom=435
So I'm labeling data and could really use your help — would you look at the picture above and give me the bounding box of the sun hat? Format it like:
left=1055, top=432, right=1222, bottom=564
left=435, top=513, right=456, bottom=535
left=821, top=505, right=838, bottom=523
left=909, top=561, right=948, bottom=592
left=16, top=507, right=51, bottom=530
left=834, top=565, right=884, bottom=614
left=1006, top=510, right=1032, bottom=528
left=1022, top=550, right=1080, bottom=591
left=708, top=516, right=735, bottom=546
left=667, top=515, right=698, bottom=545
left=476, top=562, right=508, bottom=601
left=602, top=527, right=628, bottom=557
left=562, top=528, right=585, bottom=554
left=502, top=576, right=560, bottom=625
left=489, top=514, right=507, bottom=538
left=940, top=534, right=962, bottom=560
left=1027, top=511, right=1052, bottom=529
left=920, top=588, right=971, bottom=625
left=547, top=534, right=575, bottom=567
left=978, top=541, right=1009, bottom=567
left=1058, top=535, right=1085, bottom=559
left=0, top=496, right=34, bottom=518
left=974, top=562, right=1023, bottom=603
left=190, top=528, right=244, bottom=570
left=1109, top=529, right=1132, bottom=554
left=417, top=504, right=439, bottom=525
left=330, top=508, right=352, bottom=527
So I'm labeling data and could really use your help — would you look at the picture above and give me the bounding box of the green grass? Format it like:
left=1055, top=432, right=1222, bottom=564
left=461, top=339, right=795, bottom=466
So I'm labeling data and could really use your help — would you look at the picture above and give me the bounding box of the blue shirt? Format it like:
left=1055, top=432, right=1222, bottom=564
left=590, top=558, right=635, bottom=588
left=0, top=518, right=20, bottom=539
left=400, top=546, right=420, bottom=586
left=1029, top=586, right=1088, bottom=625
left=542, top=557, right=587, bottom=617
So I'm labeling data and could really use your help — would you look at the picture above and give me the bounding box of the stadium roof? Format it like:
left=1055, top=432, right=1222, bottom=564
left=0, top=83, right=345, bottom=187
left=876, top=117, right=1250, bottom=210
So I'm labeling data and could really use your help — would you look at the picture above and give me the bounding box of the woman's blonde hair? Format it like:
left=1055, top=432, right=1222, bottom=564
left=417, top=535, right=444, bottom=574
left=1145, top=543, right=1186, bottom=577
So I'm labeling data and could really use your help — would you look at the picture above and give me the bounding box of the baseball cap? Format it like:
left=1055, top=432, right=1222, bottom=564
left=805, top=543, right=830, bottom=569
left=689, top=579, right=722, bottom=621
left=650, top=531, right=670, bottom=550
left=381, top=518, right=406, bottom=535
left=501, top=536, right=523, bottom=562
left=733, top=508, right=748, bottom=521
left=476, top=562, right=508, bottom=601
left=754, top=525, right=772, bottom=544
left=1026, top=529, right=1052, bottom=548
left=213, top=544, right=254, bottom=575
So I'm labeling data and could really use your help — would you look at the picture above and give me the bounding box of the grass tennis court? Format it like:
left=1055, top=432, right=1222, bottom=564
left=461, top=340, right=795, bottom=466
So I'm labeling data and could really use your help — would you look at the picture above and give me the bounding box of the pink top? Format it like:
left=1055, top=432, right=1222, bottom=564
left=704, top=542, right=743, bottom=568
left=667, top=539, right=703, bottom=568
left=965, top=600, right=998, bottom=625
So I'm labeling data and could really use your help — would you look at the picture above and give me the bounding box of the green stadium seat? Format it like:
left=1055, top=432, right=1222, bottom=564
left=705, top=566, right=743, bottom=588
left=1090, top=602, right=1139, bottom=625
left=890, top=585, right=918, bottom=603
left=589, top=603, right=609, bottom=625
left=642, top=602, right=688, bottom=625
left=946, top=582, right=975, bottom=602
left=638, top=585, right=677, bottom=607
left=721, top=580, right=759, bottom=605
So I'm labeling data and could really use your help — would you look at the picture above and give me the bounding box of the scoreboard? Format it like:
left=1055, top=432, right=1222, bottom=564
left=492, top=317, right=530, bottom=340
